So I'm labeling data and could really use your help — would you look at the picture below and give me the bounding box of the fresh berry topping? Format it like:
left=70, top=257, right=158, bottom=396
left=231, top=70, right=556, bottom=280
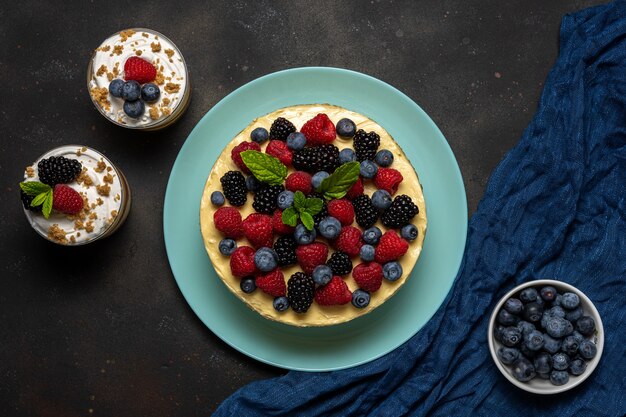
left=382, top=261, right=403, bottom=281
left=353, top=129, right=380, bottom=162
left=311, top=171, right=329, bottom=189
left=20, top=190, right=42, bottom=212
left=315, top=276, right=352, bottom=306
left=292, top=144, right=339, bottom=174
left=246, top=175, right=262, bottom=192
left=296, top=242, right=328, bottom=274
left=338, top=148, right=357, bottom=164
left=375, top=231, right=409, bottom=263
left=250, top=127, right=269, bottom=144
left=362, top=226, right=382, bottom=245
left=123, top=99, right=145, bottom=118
left=351, top=289, right=371, bottom=308
left=381, top=195, right=418, bottom=228
left=121, top=80, right=141, bottom=101
left=109, top=79, right=124, bottom=98
left=37, top=156, right=82, bottom=186
left=300, top=114, right=337, bottom=146
left=336, top=118, right=356, bottom=138
left=265, top=140, right=293, bottom=166
left=352, top=194, right=378, bottom=228
left=140, top=83, right=160, bottom=102
left=294, top=224, right=317, bottom=245
left=285, top=171, right=313, bottom=195
left=230, top=246, right=257, bottom=277
left=269, top=117, right=296, bottom=141
left=273, top=296, right=290, bottom=312
left=310, top=193, right=328, bottom=230
left=287, top=272, right=315, bottom=313
left=255, top=269, right=286, bottom=297
left=210, top=191, right=225, bottom=206
left=214, top=206, right=244, bottom=239
left=352, top=262, right=383, bottom=292
left=401, top=224, right=418, bottom=241
left=219, top=238, right=237, bottom=256
left=254, top=247, right=278, bottom=272
left=371, top=189, right=392, bottom=210
left=252, top=184, right=284, bottom=214
left=327, top=199, right=355, bottom=226
left=240, top=277, right=257, bottom=294
left=231, top=141, right=261, bottom=174
left=374, top=168, right=403, bottom=195
left=277, top=190, right=295, bottom=210
left=326, top=251, right=353, bottom=276
left=242, top=213, right=274, bottom=248
left=274, top=235, right=297, bottom=266
left=360, top=160, right=378, bottom=179
left=220, top=171, right=248, bottom=206
left=312, top=264, right=333, bottom=286
left=286, top=132, right=306, bottom=150
left=272, top=209, right=295, bottom=235
left=375, top=150, right=394, bottom=167
left=52, top=184, right=83, bottom=214
left=360, top=244, right=375, bottom=262
left=318, top=216, right=342, bottom=240
left=345, top=177, right=364, bottom=200
left=335, top=226, right=363, bottom=257
left=124, top=56, right=156, bottom=84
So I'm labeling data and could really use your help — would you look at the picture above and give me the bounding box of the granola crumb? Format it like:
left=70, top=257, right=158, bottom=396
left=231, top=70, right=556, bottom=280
left=106, top=72, right=114, bottom=82
left=85, top=221, right=95, bottom=233
left=98, top=45, right=111, bottom=52
left=111, top=210, right=118, bottom=218
left=112, top=45, right=123, bottom=56
left=149, top=106, right=160, bottom=120
left=70, top=235, right=76, bottom=243
left=135, top=50, right=142, bottom=56
left=96, top=64, right=108, bottom=77
left=103, top=173, right=114, bottom=184
left=155, top=72, right=165, bottom=85
left=74, top=219, right=84, bottom=230
left=76, top=168, right=93, bottom=187
left=161, top=107, right=172, bottom=116
left=96, top=184, right=111, bottom=197
left=25, top=166, right=35, bottom=177
left=119, top=29, right=136, bottom=42
left=90, top=203, right=96, bottom=209
left=164, top=83, right=180, bottom=94
left=97, top=198, right=104, bottom=206
left=151, top=42, right=161, bottom=52
left=89, top=212, right=98, bottom=220
left=77, top=232, right=81, bottom=237
left=142, top=32, right=149, bottom=38
left=90, top=87, right=110, bottom=111
left=106, top=166, right=112, bottom=172
left=162, top=97, right=171, bottom=106
left=164, top=49, right=174, bottom=59
left=94, top=160, right=107, bottom=173
left=48, top=224, right=68, bottom=244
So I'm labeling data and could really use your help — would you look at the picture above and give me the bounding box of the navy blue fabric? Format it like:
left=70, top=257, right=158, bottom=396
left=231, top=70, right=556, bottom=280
left=215, top=3, right=626, bottom=416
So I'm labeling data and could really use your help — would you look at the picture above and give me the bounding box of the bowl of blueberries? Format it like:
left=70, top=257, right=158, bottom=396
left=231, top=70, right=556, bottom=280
left=488, top=279, right=603, bottom=394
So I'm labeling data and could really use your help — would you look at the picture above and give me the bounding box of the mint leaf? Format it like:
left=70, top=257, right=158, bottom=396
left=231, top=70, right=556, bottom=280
left=293, top=191, right=306, bottom=211
left=303, top=197, right=323, bottom=216
left=42, top=191, right=53, bottom=219
left=317, top=161, right=360, bottom=200
left=20, top=181, right=51, bottom=196
left=31, top=191, right=49, bottom=207
left=241, top=150, right=287, bottom=186
left=300, top=212, right=314, bottom=231
left=282, top=207, right=298, bottom=227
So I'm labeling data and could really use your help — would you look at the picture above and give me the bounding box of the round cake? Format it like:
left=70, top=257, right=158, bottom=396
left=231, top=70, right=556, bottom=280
left=200, top=104, right=427, bottom=326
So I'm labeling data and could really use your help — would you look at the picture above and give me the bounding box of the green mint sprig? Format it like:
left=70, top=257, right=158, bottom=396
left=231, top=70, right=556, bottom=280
left=316, top=161, right=360, bottom=200
left=20, top=181, right=53, bottom=218
left=240, top=150, right=287, bottom=186
left=282, top=191, right=323, bottom=231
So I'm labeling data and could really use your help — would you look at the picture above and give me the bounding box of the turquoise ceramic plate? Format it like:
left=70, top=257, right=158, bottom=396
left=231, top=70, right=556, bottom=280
left=164, top=67, right=467, bottom=371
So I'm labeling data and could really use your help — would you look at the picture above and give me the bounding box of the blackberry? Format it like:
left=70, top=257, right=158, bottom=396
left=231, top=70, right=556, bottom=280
left=381, top=194, right=419, bottom=228
left=20, top=190, right=42, bottom=212
left=220, top=171, right=247, bottom=206
left=269, top=117, right=296, bottom=141
left=309, top=192, right=328, bottom=230
left=292, top=145, right=339, bottom=174
left=353, top=129, right=380, bottom=162
left=352, top=194, right=378, bottom=229
left=37, top=156, right=82, bottom=186
left=252, top=184, right=284, bottom=214
left=327, top=251, right=353, bottom=276
left=287, top=272, right=315, bottom=313
left=274, top=235, right=297, bottom=266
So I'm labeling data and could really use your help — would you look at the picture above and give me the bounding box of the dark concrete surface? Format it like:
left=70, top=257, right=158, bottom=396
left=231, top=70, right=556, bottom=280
left=0, top=0, right=607, bottom=415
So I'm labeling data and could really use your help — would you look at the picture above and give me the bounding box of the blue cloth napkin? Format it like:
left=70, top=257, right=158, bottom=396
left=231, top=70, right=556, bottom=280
left=215, top=2, right=626, bottom=416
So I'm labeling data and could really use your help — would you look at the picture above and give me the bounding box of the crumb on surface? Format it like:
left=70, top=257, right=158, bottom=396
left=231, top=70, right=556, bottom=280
left=119, top=29, right=136, bottom=42
left=70, top=235, right=76, bottom=243
left=97, top=45, right=111, bottom=52
left=135, top=50, right=142, bottom=56
left=112, top=45, right=123, bottom=56
left=111, top=210, right=118, bottom=218
left=26, top=166, right=35, bottom=177
left=97, top=198, right=104, bottom=206
left=48, top=224, right=68, bottom=244
left=85, top=221, right=95, bottom=233
left=151, top=42, right=161, bottom=52
left=96, top=64, right=108, bottom=77
left=76, top=168, right=93, bottom=187
left=162, top=97, right=171, bottom=106
left=149, top=106, right=160, bottom=120
left=89, top=212, right=98, bottom=220
left=164, top=48, right=174, bottom=59
left=97, top=184, right=111, bottom=197
left=164, top=83, right=180, bottom=94
left=94, top=160, right=107, bottom=173
left=142, top=32, right=149, bottom=38
left=90, top=87, right=110, bottom=111
left=161, top=107, right=172, bottom=116
left=155, top=72, right=165, bottom=85
left=103, top=173, right=114, bottom=184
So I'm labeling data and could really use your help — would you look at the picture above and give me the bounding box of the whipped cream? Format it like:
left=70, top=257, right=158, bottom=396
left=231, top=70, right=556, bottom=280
left=23, top=146, right=125, bottom=245
left=88, top=28, right=188, bottom=128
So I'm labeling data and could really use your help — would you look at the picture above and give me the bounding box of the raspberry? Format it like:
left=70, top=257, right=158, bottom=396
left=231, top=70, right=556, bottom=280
left=52, top=184, right=83, bottom=214
left=214, top=206, right=244, bottom=239
left=285, top=171, right=313, bottom=195
left=269, top=117, right=296, bottom=141
left=37, top=156, right=82, bottom=186
left=231, top=141, right=261, bottom=174
left=252, top=184, right=284, bottom=214
left=345, top=177, right=364, bottom=200
left=20, top=190, right=42, bottom=212
left=256, top=269, right=286, bottom=297
left=314, top=276, right=352, bottom=305
left=300, top=113, right=337, bottom=146
left=335, top=226, right=363, bottom=257
left=326, top=251, right=353, bottom=275
left=242, top=213, right=274, bottom=248
left=265, top=140, right=293, bottom=166
left=220, top=171, right=247, bottom=206
left=352, top=194, right=378, bottom=229
left=287, top=272, right=315, bottom=313
left=353, top=129, right=380, bottom=162
left=123, top=56, right=157, bottom=84
left=327, top=199, right=354, bottom=226
left=374, top=168, right=404, bottom=195
left=230, top=246, right=257, bottom=277
left=381, top=195, right=419, bottom=228
left=352, top=262, right=384, bottom=292
left=272, top=209, right=295, bottom=235
left=292, top=144, right=339, bottom=173
left=296, top=242, right=329, bottom=274
left=274, top=235, right=297, bottom=266
left=375, top=231, right=409, bottom=263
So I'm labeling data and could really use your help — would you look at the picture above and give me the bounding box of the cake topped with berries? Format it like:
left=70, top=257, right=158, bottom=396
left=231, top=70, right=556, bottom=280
left=200, top=104, right=427, bottom=326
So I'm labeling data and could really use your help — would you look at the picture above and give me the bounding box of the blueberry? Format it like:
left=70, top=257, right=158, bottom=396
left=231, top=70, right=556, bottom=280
left=569, top=358, right=587, bottom=376
left=240, top=277, right=256, bottom=294
left=533, top=352, right=552, bottom=374
left=277, top=190, right=295, bottom=210
left=516, top=320, right=535, bottom=337
left=550, top=370, right=569, bottom=386
left=360, top=244, right=375, bottom=262
left=534, top=295, right=545, bottom=307
left=311, top=171, right=329, bottom=189
left=336, top=118, right=356, bottom=137
left=537, top=372, right=551, bottom=380
left=371, top=189, right=392, bottom=210
left=254, top=247, right=278, bottom=272
left=520, top=343, right=537, bottom=359
left=571, top=331, right=585, bottom=344
left=545, top=317, right=572, bottom=338
left=561, top=335, right=580, bottom=356
left=524, top=330, right=544, bottom=351
left=540, top=286, right=557, bottom=301
left=500, top=326, right=522, bottom=347
left=523, top=302, right=543, bottom=322
left=497, top=309, right=519, bottom=326
left=375, top=149, right=394, bottom=167
left=542, top=334, right=562, bottom=354
left=519, top=287, right=538, bottom=303
left=511, top=358, right=536, bottom=382
left=123, top=99, right=145, bottom=118
left=251, top=127, right=269, bottom=144
left=338, top=148, right=357, bottom=164
left=494, top=325, right=506, bottom=344
left=294, top=224, right=316, bottom=245
left=351, top=289, right=370, bottom=308
left=246, top=176, right=261, bottom=192
left=549, top=305, right=566, bottom=318
left=109, top=79, right=124, bottom=98
left=400, top=224, right=418, bottom=241
left=552, top=352, right=570, bottom=371
left=141, top=83, right=160, bottom=102
left=497, top=347, right=520, bottom=365
left=504, top=298, right=524, bottom=315
left=382, top=261, right=403, bottom=281
left=218, top=238, right=237, bottom=256
left=554, top=294, right=563, bottom=307
left=273, top=296, right=290, bottom=312
left=576, top=316, right=596, bottom=336
left=561, top=292, right=580, bottom=309
left=121, top=80, right=141, bottom=101
left=360, top=160, right=378, bottom=179
left=211, top=191, right=225, bottom=206
left=578, top=340, right=597, bottom=359
left=565, top=306, right=583, bottom=322
left=312, top=264, right=333, bottom=286
left=319, top=216, right=341, bottom=240
left=285, top=131, right=306, bottom=150
left=362, top=226, right=382, bottom=245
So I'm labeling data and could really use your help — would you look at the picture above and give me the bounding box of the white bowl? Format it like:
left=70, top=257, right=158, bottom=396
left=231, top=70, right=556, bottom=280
left=488, top=279, right=604, bottom=394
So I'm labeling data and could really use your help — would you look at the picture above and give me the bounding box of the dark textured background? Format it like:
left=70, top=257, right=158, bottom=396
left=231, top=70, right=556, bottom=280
left=0, top=1, right=606, bottom=415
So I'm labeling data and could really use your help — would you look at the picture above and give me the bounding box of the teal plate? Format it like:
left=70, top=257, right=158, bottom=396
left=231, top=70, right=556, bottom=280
left=164, top=67, right=467, bottom=371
